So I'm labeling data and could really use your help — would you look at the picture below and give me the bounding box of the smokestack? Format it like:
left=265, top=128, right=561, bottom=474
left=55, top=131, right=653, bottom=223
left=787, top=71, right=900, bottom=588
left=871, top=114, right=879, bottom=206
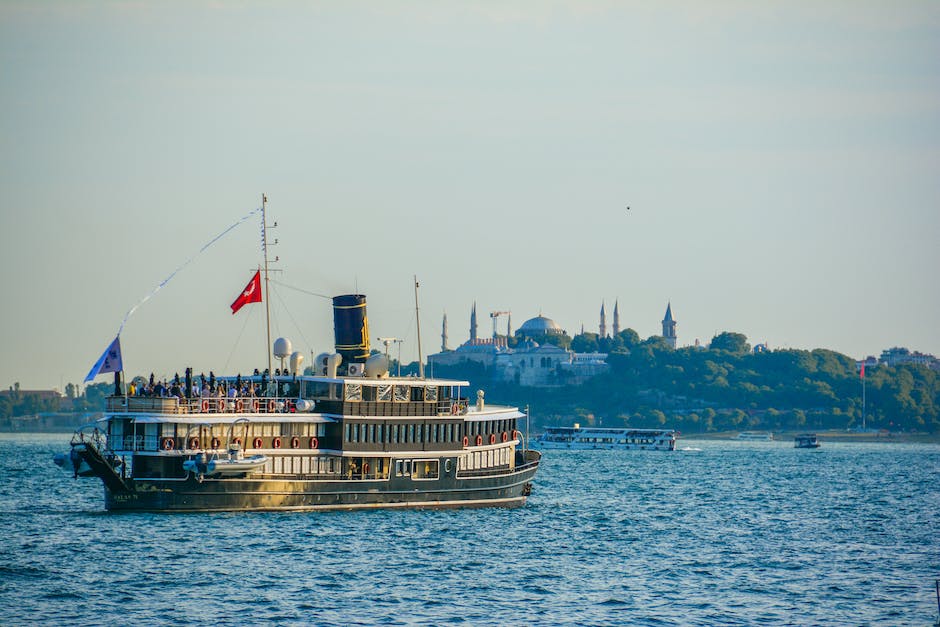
left=332, top=294, right=371, bottom=364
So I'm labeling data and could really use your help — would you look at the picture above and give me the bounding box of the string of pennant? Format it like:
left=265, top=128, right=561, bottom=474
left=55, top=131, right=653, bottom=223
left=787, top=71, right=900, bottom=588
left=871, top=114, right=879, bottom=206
left=86, top=206, right=263, bottom=383
left=118, top=206, right=263, bottom=335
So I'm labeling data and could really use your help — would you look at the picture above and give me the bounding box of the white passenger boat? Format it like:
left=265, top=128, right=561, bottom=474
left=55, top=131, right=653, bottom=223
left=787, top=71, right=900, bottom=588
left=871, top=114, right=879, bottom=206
left=533, top=425, right=677, bottom=451
left=734, top=431, right=774, bottom=441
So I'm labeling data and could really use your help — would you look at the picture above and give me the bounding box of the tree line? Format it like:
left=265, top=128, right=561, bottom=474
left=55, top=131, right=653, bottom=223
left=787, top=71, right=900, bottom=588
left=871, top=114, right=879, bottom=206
left=430, top=330, right=940, bottom=434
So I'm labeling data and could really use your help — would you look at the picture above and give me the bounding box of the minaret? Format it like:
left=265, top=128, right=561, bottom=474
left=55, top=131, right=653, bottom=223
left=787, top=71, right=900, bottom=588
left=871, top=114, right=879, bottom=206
left=441, top=312, right=449, bottom=352
left=599, top=301, right=607, bottom=338
left=470, top=302, right=478, bottom=342
left=506, top=312, right=512, bottom=338
left=613, top=300, right=620, bottom=336
left=662, top=302, right=677, bottom=349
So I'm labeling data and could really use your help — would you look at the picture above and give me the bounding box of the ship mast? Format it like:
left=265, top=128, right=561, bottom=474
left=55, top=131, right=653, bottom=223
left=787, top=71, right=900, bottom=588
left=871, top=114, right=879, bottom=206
left=261, top=194, right=273, bottom=378
left=414, top=275, right=424, bottom=379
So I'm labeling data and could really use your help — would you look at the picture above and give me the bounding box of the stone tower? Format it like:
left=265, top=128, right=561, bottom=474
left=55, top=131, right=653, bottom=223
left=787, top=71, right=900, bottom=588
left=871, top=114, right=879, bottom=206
left=662, top=302, right=677, bottom=349
left=599, top=302, right=607, bottom=338
left=470, top=302, right=478, bottom=342
left=441, top=312, right=448, bottom=352
left=613, top=300, right=620, bottom=337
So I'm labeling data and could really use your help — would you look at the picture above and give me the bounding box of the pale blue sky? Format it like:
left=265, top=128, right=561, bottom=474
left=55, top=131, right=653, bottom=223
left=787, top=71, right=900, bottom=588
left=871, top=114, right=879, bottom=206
left=1, top=2, right=938, bottom=391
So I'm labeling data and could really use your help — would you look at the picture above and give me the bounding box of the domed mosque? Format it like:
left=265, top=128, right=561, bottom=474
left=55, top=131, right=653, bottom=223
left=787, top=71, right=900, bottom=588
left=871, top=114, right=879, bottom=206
left=515, top=315, right=565, bottom=338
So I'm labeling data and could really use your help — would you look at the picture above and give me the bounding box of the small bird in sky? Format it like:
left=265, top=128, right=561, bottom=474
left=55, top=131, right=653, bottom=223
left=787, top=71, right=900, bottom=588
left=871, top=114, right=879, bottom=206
left=626, top=206, right=631, bottom=211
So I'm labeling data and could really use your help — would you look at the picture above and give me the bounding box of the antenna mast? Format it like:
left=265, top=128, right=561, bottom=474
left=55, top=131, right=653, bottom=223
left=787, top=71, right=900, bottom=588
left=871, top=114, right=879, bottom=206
left=261, top=194, right=273, bottom=377
left=414, top=276, right=424, bottom=379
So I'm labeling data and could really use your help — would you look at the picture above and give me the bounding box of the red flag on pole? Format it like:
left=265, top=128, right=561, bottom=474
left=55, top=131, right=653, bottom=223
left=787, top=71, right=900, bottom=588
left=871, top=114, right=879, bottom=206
left=231, top=270, right=262, bottom=314
left=860, top=362, right=865, bottom=378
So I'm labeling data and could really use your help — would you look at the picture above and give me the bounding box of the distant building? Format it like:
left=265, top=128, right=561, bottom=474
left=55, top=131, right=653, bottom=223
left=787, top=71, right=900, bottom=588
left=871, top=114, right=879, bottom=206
left=661, top=302, right=677, bottom=349
left=879, top=347, right=939, bottom=370
left=428, top=306, right=609, bottom=387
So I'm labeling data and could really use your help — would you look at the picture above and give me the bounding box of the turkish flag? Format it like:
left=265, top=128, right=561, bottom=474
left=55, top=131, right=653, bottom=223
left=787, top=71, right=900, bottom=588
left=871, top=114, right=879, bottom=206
left=231, top=270, right=262, bottom=314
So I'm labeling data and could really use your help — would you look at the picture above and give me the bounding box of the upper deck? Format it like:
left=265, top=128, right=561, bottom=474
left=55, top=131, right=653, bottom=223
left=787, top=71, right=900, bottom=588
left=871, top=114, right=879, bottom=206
left=106, top=374, right=522, bottom=423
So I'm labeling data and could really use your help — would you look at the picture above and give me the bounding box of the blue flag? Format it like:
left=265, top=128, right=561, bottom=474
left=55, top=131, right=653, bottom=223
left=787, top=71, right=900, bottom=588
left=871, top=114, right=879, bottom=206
left=84, top=336, right=123, bottom=382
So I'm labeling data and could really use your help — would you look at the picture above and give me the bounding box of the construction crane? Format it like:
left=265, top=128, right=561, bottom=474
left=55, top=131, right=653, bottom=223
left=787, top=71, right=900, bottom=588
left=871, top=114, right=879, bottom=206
left=489, top=311, right=511, bottom=338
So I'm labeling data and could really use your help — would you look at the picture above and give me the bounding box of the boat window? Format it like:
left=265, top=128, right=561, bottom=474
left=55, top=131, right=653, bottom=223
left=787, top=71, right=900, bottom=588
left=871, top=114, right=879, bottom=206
left=378, top=384, right=392, bottom=402
left=426, top=386, right=438, bottom=402
left=413, top=460, right=439, bottom=480
left=394, top=385, right=409, bottom=402
left=408, top=424, right=415, bottom=443
left=344, top=383, right=362, bottom=402
left=362, top=386, right=376, bottom=402
left=368, top=424, right=375, bottom=443
left=404, top=460, right=412, bottom=476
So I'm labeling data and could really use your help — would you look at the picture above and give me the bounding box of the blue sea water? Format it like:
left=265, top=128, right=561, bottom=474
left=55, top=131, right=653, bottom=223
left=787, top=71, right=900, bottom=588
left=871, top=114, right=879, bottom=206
left=1, top=434, right=938, bottom=626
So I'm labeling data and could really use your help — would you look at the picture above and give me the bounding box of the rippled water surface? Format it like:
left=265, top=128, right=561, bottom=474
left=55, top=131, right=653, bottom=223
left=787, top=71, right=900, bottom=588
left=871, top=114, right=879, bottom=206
left=2, top=434, right=939, bottom=626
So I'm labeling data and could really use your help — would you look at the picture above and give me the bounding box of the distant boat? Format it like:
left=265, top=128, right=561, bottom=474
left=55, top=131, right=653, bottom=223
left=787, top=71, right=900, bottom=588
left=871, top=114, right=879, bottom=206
left=734, top=431, right=774, bottom=441
left=533, top=424, right=677, bottom=451
left=794, top=433, right=821, bottom=449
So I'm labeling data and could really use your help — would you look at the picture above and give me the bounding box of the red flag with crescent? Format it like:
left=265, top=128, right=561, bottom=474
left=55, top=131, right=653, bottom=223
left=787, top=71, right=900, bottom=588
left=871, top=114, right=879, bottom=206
left=231, top=270, right=262, bottom=314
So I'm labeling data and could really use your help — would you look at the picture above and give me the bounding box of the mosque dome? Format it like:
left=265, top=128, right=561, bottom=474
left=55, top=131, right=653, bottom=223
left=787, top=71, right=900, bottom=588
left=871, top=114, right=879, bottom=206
left=516, top=315, right=564, bottom=336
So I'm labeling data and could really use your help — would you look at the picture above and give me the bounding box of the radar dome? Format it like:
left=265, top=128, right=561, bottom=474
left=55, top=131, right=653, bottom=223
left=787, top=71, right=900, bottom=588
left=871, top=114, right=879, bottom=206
left=273, top=337, right=292, bottom=359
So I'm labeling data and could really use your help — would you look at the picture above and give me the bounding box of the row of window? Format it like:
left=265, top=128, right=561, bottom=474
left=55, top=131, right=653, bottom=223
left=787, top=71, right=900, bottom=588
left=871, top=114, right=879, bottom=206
left=344, top=419, right=518, bottom=445
left=343, top=383, right=444, bottom=403
left=345, top=421, right=460, bottom=445
left=458, top=447, right=513, bottom=472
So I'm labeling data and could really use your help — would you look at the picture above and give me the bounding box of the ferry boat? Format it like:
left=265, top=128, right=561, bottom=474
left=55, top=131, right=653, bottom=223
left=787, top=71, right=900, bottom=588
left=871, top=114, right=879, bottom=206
left=532, top=425, right=677, bottom=451
left=733, top=431, right=774, bottom=441
left=794, top=433, right=820, bottom=448
left=57, top=294, right=540, bottom=512
left=55, top=202, right=539, bottom=512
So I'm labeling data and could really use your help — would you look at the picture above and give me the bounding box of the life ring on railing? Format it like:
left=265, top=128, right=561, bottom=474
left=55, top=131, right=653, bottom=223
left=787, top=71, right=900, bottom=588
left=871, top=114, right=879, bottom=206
left=513, top=430, right=521, bottom=440
left=362, top=462, right=369, bottom=474
left=268, top=400, right=277, bottom=413
left=489, top=433, right=497, bottom=445
left=189, top=437, right=200, bottom=450
left=251, top=399, right=260, bottom=412
left=462, top=435, right=469, bottom=447
left=235, top=399, right=244, bottom=412
left=309, top=437, right=319, bottom=449
left=233, top=437, right=242, bottom=446
left=475, top=435, right=483, bottom=446
left=290, top=437, right=300, bottom=449
left=451, top=403, right=459, bottom=415
left=161, top=437, right=175, bottom=451
left=201, top=399, right=209, bottom=412
left=273, top=437, right=282, bottom=449
left=253, top=437, right=263, bottom=449
left=211, top=437, right=221, bottom=449
left=501, top=431, right=508, bottom=443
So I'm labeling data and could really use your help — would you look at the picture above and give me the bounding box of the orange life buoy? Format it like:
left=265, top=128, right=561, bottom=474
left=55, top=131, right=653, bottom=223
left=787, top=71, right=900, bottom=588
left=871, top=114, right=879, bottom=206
left=362, top=462, right=370, bottom=474
left=251, top=399, right=260, bottom=412
left=201, top=399, right=209, bottom=412
left=273, top=437, right=282, bottom=449
left=451, top=402, right=459, bottom=415
left=268, top=400, right=277, bottom=413
left=513, top=430, right=521, bottom=440
left=161, top=437, right=174, bottom=451
left=253, top=437, right=263, bottom=449
left=462, top=435, right=469, bottom=447
left=489, top=433, right=496, bottom=445
left=475, top=435, right=483, bottom=446
left=290, top=436, right=300, bottom=449
left=235, top=399, right=244, bottom=412
left=309, top=437, right=319, bottom=449
left=233, top=437, right=242, bottom=446
left=189, top=436, right=200, bottom=449
left=501, top=431, right=508, bottom=443
left=211, top=437, right=221, bottom=449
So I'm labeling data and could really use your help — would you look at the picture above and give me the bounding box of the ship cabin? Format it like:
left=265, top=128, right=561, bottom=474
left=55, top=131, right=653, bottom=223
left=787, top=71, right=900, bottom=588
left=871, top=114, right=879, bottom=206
left=101, top=374, right=526, bottom=482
